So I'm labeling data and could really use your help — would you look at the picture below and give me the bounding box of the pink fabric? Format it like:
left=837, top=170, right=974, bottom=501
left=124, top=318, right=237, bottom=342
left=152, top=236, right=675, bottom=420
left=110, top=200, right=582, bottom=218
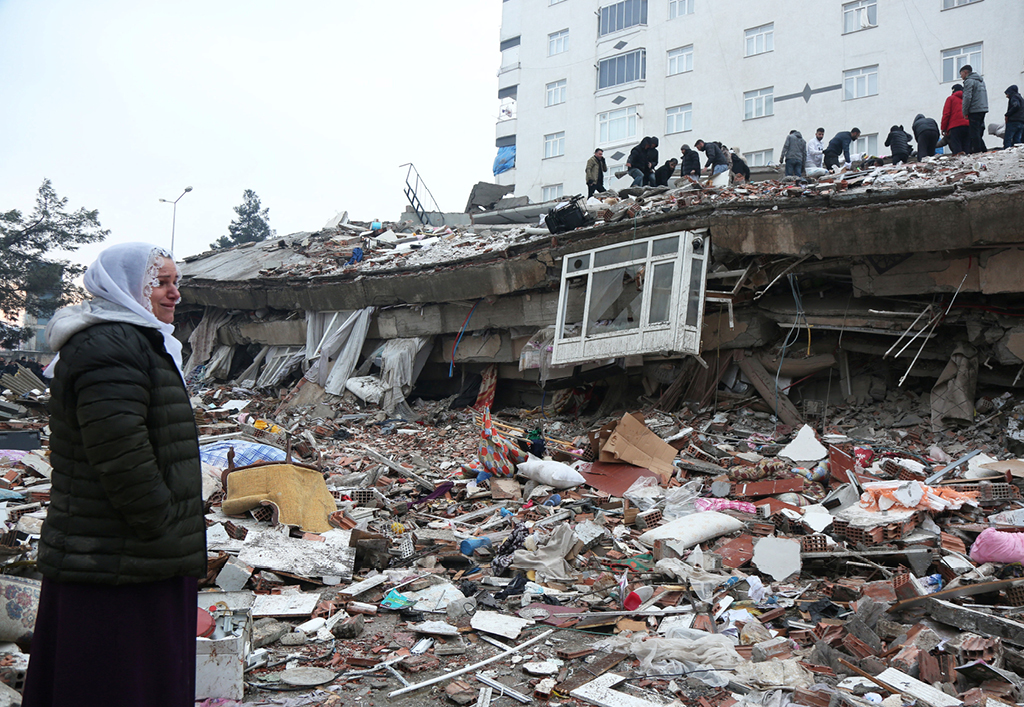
left=695, top=498, right=757, bottom=514
left=970, top=527, right=1024, bottom=563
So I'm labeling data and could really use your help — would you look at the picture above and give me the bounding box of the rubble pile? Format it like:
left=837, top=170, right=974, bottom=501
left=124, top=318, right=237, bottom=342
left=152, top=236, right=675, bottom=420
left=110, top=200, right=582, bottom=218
left=9, top=358, right=1024, bottom=706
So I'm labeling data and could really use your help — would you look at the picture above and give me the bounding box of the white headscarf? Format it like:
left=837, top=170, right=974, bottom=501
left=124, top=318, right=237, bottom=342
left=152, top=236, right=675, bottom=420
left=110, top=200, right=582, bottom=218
left=44, top=242, right=184, bottom=379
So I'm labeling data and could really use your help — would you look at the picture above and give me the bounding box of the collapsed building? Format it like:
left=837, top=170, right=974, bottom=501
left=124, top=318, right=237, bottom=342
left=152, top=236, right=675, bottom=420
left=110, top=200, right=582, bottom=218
left=176, top=149, right=1024, bottom=432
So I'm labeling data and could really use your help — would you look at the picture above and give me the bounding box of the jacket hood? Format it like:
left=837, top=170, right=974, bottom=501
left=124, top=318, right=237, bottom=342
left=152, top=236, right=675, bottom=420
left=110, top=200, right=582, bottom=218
left=1008, top=85, right=1020, bottom=95
left=915, top=114, right=925, bottom=121
left=890, top=125, right=901, bottom=132
left=45, top=299, right=159, bottom=353
left=953, top=90, right=963, bottom=98
left=792, top=131, right=803, bottom=139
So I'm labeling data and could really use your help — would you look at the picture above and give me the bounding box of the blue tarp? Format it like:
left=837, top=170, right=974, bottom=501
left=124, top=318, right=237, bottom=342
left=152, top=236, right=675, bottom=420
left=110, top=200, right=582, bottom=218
left=493, top=145, right=516, bottom=176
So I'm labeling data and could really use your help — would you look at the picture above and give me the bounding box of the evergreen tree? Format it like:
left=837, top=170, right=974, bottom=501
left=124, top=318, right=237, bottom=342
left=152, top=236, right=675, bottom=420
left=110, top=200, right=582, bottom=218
left=0, top=180, right=108, bottom=347
left=211, top=189, right=275, bottom=249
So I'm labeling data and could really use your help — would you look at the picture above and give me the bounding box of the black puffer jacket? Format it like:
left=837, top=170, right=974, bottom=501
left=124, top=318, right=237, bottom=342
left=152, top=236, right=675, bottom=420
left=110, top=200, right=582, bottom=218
left=40, top=322, right=206, bottom=584
left=884, top=125, right=913, bottom=156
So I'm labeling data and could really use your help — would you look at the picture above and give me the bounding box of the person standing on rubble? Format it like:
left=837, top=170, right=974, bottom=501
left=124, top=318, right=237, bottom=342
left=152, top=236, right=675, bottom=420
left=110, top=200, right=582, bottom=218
left=942, top=85, right=971, bottom=155
left=644, top=137, right=660, bottom=186
left=805, top=128, right=826, bottom=173
left=729, top=147, right=751, bottom=183
left=960, top=64, right=989, bottom=154
left=22, top=243, right=205, bottom=707
left=679, top=144, right=701, bottom=180
left=626, top=137, right=652, bottom=187
left=913, top=114, right=940, bottom=160
left=585, top=148, right=608, bottom=197
left=695, top=139, right=729, bottom=186
left=884, top=124, right=913, bottom=165
left=822, top=128, right=861, bottom=170
left=1003, top=85, right=1024, bottom=148
left=781, top=130, right=807, bottom=177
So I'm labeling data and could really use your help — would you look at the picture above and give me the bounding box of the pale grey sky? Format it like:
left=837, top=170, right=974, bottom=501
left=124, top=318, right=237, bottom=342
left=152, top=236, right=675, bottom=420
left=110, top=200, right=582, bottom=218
left=0, top=0, right=502, bottom=265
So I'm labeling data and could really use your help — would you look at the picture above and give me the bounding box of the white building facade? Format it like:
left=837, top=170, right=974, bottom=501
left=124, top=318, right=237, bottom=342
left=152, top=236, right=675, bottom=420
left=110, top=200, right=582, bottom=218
left=493, top=0, right=1024, bottom=202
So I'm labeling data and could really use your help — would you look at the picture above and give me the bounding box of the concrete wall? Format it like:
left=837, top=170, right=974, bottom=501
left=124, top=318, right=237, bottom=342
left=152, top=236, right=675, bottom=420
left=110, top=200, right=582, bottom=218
left=500, top=0, right=1024, bottom=202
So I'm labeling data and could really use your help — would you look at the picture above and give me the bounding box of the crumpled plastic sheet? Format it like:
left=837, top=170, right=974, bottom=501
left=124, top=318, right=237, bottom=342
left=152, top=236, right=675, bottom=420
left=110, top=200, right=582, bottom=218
left=595, top=629, right=744, bottom=675
left=512, top=524, right=576, bottom=579
left=654, top=558, right=728, bottom=602
left=734, top=658, right=813, bottom=689
left=623, top=475, right=664, bottom=511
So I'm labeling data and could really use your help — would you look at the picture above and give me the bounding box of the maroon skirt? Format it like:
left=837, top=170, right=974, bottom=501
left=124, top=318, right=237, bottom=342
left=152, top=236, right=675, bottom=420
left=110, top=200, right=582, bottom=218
left=22, top=575, right=197, bottom=707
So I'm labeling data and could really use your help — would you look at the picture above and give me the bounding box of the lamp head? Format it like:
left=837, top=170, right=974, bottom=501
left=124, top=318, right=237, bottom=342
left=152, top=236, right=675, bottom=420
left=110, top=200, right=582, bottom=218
left=184, top=186, right=193, bottom=193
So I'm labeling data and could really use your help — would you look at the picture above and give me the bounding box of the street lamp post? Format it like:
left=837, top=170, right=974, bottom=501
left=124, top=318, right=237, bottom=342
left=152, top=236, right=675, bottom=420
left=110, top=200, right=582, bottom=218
left=159, top=186, right=193, bottom=253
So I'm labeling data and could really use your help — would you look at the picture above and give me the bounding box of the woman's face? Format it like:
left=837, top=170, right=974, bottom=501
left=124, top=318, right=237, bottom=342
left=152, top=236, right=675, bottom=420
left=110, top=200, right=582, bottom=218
left=150, top=258, right=180, bottom=324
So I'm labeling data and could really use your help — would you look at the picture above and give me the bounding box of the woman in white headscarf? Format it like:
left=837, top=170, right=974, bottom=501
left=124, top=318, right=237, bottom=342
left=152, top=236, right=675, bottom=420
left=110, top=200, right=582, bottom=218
left=23, top=243, right=206, bottom=707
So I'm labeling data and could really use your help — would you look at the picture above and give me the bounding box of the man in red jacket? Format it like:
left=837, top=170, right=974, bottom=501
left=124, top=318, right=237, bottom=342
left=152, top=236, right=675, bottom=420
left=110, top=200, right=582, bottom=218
left=941, top=84, right=971, bottom=155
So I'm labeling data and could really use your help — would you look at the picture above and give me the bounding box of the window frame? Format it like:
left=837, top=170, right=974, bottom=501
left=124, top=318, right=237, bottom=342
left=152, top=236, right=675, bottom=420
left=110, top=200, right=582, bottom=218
left=744, top=23, right=774, bottom=57
left=665, top=104, right=693, bottom=135
left=597, top=48, right=647, bottom=90
left=941, top=43, right=982, bottom=83
left=542, top=184, right=565, bottom=201
left=551, top=230, right=710, bottom=366
left=669, top=0, right=694, bottom=19
left=743, top=149, right=773, bottom=167
left=942, top=0, right=982, bottom=9
left=843, top=65, right=878, bottom=100
left=842, top=0, right=877, bottom=33
left=598, top=0, right=648, bottom=37
left=548, top=29, right=570, bottom=56
left=667, top=44, right=694, bottom=76
left=598, top=105, right=640, bottom=145
left=743, top=86, right=774, bottom=120
left=853, top=134, right=878, bottom=158
left=546, top=79, right=568, bottom=106
left=544, top=131, right=566, bottom=159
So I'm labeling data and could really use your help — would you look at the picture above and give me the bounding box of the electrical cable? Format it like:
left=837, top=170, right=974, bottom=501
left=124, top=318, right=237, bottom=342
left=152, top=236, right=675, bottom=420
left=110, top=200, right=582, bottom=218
left=449, top=299, right=481, bottom=377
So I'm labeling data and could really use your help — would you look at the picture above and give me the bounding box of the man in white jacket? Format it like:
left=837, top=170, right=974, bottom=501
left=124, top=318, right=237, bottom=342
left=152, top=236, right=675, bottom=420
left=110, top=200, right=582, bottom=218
left=804, top=127, right=827, bottom=177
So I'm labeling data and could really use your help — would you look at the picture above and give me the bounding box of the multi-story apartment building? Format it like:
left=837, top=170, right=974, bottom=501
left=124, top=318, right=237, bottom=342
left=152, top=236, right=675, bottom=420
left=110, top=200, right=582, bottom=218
left=493, top=0, right=1023, bottom=203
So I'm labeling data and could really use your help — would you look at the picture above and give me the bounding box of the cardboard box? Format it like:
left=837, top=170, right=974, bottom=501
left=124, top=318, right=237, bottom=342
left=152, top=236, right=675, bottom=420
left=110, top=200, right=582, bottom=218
left=595, top=413, right=676, bottom=482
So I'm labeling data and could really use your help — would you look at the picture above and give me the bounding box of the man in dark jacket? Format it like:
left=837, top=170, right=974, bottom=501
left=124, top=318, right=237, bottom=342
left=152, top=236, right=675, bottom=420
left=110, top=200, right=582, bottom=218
left=823, top=128, right=861, bottom=169
left=1004, top=85, right=1024, bottom=148
left=679, top=144, right=701, bottom=180
left=730, top=149, right=751, bottom=182
left=695, top=139, right=729, bottom=179
left=912, top=114, right=940, bottom=159
left=654, top=158, right=678, bottom=187
left=884, top=125, right=913, bottom=165
left=942, top=85, right=971, bottom=155
left=781, top=130, right=806, bottom=177
left=644, top=137, right=660, bottom=186
left=960, top=65, right=989, bottom=153
left=626, top=138, right=651, bottom=187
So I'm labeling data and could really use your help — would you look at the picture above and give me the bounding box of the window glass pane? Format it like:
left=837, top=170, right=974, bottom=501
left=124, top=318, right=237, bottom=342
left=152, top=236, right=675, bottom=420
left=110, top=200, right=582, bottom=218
left=595, top=242, right=649, bottom=267
left=652, top=236, right=679, bottom=256
left=685, top=257, right=704, bottom=328
left=648, top=262, right=675, bottom=324
left=588, top=267, right=642, bottom=334
left=560, top=275, right=587, bottom=337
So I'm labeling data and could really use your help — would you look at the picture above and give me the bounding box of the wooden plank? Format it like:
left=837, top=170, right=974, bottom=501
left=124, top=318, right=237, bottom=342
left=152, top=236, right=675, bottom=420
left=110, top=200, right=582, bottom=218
left=556, top=652, right=627, bottom=694
left=924, top=599, right=1024, bottom=647
left=735, top=350, right=803, bottom=427
left=874, top=668, right=962, bottom=707
left=889, top=578, right=1024, bottom=612
left=337, top=573, right=388, bottom=599
left=571, top=673, right=663, bottom=707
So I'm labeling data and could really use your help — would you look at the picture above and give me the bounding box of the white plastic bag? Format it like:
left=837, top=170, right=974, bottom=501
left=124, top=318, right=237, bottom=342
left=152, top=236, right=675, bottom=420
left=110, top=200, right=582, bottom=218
left=662, top=478, right=703, bottom=520
left=623, top=475, right=664, bottom=511
left=516, top=456, right=586, bottom=489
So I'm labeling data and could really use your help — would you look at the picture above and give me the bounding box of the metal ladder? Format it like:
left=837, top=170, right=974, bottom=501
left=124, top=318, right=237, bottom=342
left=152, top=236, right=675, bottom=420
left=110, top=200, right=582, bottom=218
left=400, top=163, right=445, bottom=227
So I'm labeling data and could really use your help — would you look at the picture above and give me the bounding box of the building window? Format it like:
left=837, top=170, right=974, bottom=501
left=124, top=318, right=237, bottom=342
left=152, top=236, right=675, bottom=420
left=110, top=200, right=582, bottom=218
left=667, top=45, right=694, bottom=75
left=546, top=79, right=567, bottom=106
left=544, top=132, right=565, bottom=158
left=943, top=0, right=982, bottom=8
left=599, top=0, right=648, bottom=37
left=843, top=0, right=877, bottom=32
left=744, top=149, right=773, bottom=167
left=542, top=184, right=564, bottom=200
left=598, top=106, right=639, bottom=144
left=853, top=134, right=878, bottom=158
left=744, top=23, right=773, bottom=57
left=551, top=231, right=710, bottom=366
left=598, top=48, right=646, bottom=89
left=744, top=87, right=773, bottom=119
left=843, top=65, right=878, bottom=99
left=548, top=29, right=569, bottom=56
left=942, top=43, right=982, bottom=82
left=666, top=104, right=692, bottom=134
left=669, top=0, right=694, bottom=18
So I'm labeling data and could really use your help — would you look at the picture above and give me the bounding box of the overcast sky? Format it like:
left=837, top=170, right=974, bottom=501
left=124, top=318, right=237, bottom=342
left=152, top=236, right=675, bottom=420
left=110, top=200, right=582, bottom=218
left=0, top=0, right=502, bottom=266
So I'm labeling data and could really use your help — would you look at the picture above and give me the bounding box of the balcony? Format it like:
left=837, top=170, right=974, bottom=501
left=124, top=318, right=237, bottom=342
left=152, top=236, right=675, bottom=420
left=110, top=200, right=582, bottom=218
left=496, top=118, right=517, bottom=141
